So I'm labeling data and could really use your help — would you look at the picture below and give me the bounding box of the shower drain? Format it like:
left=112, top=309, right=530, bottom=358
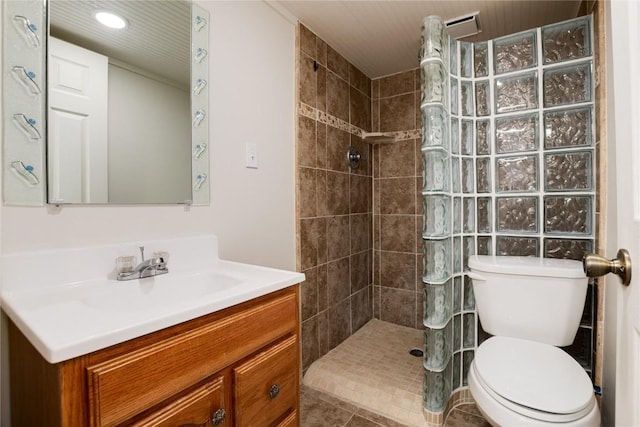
left=409, top=348, right=423, bottom=357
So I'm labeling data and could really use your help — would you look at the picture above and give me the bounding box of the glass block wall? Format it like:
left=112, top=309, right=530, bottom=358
left=420, top=14, right=595, bottom=415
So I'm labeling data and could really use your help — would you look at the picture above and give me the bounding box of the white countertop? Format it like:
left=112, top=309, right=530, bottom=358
left=0, top=236, right=304, bottom=364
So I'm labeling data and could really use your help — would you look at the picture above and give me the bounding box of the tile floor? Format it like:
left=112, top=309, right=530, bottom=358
left=301, top=385, right=409, bottom=427
left=301, top=385, right=490, bottom=427
left=301, top=319, right=490, bottom=427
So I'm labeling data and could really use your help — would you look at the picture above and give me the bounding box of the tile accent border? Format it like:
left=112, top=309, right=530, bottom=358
left=299, top=102, right=421, bottom=142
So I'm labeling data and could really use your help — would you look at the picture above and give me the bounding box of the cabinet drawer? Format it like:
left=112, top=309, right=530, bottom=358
left=87, top=292, right=297, bottom=426
left=234, top=335, right=298, bottom=427
left=131, top=376, right=226, bottom=427
left=277, top=411, right=297, bottom=427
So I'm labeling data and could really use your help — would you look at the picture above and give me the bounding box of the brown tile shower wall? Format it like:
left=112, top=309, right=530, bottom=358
left=371, top=71, right=424, bottom=329
left=296, top=25, right=374, bottom=373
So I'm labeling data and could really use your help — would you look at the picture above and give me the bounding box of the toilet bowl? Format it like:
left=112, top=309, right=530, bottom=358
left=467, top=255, right=601, bottom=427
left=468, top=337, right=600, bottom=426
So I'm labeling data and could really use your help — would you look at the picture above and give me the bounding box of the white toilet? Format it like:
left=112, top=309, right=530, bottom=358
left=467, top=255, right=601, bottom=426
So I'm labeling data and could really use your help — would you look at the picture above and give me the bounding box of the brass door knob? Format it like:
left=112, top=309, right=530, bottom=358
left=583, top=249, right=632, bottom=286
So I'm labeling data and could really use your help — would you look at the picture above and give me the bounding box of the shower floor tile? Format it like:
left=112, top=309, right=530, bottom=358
left=303, top=318, right=426, bottom=426
left=302, top=318, right=490, bottom=427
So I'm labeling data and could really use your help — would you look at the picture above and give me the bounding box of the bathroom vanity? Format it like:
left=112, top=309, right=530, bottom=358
left=1, top=236, right=304, bottom=426
left=9, top=286, right=299, bottom=426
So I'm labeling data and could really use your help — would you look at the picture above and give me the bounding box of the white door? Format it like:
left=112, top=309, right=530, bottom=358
left=609, top=1, right=640, bottom=425
left=48, top=37, right=108, bottom=203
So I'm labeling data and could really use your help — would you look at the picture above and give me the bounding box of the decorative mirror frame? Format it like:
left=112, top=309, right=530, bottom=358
left=2, top=0, right=210, bottom=206
left=191, top=3, right=210, bottom=206
left=3, top=0, right=46, bottom=205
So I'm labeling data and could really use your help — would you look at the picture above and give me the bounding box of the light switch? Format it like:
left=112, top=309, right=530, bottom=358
left=245, top=143, right=258, bottom=168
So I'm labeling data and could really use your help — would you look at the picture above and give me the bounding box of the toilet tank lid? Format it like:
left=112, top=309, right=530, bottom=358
left=468, top=255, right=586, bottom=278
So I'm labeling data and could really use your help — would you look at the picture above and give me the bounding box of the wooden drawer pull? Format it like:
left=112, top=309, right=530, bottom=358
left=212, top=408, right=226, bottom=425
left=268, top=384, right=280, bottom=399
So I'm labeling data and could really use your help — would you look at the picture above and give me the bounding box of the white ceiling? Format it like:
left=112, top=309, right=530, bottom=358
left=273, top=0, right=583, bottom=78
left=49, top=1, right=584, bottom=84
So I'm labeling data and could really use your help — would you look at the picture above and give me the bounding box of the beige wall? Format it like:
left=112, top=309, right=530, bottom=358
left=0, top=2, right=296, bottom=423
left=108, top=65, right=191, bottom=204
left=209, top=1, right=296, bottom=271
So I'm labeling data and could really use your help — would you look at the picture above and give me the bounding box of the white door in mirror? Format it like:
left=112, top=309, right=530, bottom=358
left=48, top=37, right=108, bottom=203
left=245, top=143, right=258, bottom=169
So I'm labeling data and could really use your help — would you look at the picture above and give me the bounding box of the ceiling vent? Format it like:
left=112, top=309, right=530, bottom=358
left=445, top=12, right=481, bottom=39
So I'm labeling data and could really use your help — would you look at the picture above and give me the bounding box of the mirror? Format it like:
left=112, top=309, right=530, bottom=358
left=2, top=0, right=209, bottom=206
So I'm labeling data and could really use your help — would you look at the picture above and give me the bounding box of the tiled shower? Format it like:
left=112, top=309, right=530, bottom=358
left=297, top=22, right=427, bottom=373
left=297, top=10, right=598, bottom=425
left=420, top=14, right=596, bottom=417
left=297, top=24, right=374, bottom=373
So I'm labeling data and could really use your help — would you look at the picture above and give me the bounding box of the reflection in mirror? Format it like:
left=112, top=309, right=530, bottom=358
left=48, top=0, right=193, bottom=204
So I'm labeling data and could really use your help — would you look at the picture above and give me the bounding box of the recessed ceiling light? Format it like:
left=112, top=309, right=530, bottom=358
left=94, top=11, right=128, bottom=29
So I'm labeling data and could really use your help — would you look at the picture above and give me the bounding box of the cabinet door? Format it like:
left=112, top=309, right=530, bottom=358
left=131, top=376, right=227, bottom=427
left=234, top=336, right=298, bottom=427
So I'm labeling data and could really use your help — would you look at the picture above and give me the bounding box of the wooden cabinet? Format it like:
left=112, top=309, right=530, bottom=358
left=234, top=335, right=298, bottom=427
left=9, top=286, right=300, bottom=427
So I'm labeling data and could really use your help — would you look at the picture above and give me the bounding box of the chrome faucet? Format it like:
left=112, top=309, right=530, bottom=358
left=117, top=246, right=169, bottom=281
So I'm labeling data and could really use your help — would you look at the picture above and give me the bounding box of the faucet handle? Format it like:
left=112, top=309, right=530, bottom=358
left=139, top=246, right=145, bottom=261
left=153, top=251, right=170, bottom=268
left=116, top=256, right=136, bottom=274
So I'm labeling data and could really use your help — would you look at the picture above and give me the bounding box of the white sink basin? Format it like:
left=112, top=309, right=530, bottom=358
left=82, top=272, right=242, bottom=312
left=1, top=235, right=305, bottom=364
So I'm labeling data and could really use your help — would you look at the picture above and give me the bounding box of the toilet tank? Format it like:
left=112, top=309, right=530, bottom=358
left=467, top=255, right=588, bottom=346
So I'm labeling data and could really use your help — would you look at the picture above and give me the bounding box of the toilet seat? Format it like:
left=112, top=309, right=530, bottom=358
left=474, top=336, right=595, bottom=423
